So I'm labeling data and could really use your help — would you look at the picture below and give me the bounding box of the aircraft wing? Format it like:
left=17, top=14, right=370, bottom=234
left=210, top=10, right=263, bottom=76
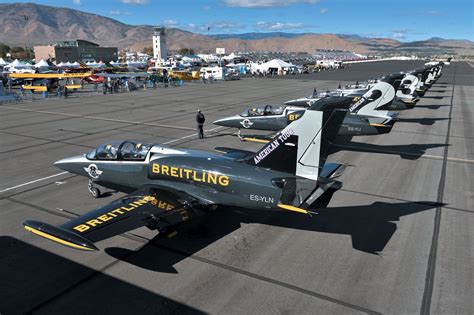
left=23, top=186, right=205, bottom=251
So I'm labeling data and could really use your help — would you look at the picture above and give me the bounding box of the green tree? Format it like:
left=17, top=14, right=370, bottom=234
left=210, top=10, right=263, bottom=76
left=178, top=48, right=195, bottom=55
left=0, top=43, right=11, bottom=58
left=11, top=46, right=25, bottom=53
left=142, top=47, right=153, bottom=56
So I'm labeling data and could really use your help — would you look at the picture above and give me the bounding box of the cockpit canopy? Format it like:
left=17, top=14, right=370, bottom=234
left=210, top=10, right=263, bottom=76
left=240, top=104, right=284, bottom=117
left=86, top=141, right=152, bottom=161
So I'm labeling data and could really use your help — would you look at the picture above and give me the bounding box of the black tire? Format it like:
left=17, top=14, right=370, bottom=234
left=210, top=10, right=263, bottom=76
left=90, top=187, right=101, bottom=198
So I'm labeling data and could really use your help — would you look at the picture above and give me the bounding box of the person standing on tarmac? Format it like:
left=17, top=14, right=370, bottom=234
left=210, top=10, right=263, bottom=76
left=196, top=110, right=205, bottom=139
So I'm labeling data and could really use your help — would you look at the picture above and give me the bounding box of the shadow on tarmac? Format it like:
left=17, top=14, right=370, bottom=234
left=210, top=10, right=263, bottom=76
left=414, top=104, right=451, bottom=109
left=396, top=117, right=449, bottom=125
left=106, top=200, right=441, bottom=273
left=330, top=140, right=447, bottom=159
left=0, top=237, right=204, bottom=314
left=422, top=96, right=448, bottom=99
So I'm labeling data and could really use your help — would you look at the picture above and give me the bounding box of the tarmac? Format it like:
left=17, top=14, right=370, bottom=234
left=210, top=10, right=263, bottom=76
left=0, top=60, right=472, bottom=314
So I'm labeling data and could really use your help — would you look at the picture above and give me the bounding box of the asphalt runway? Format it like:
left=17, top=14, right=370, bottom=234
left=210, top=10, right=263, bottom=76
left=0, top=61, right=472, bottom=314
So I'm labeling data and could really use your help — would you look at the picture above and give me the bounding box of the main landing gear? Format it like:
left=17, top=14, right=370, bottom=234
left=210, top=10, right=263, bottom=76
left=88, top=179, right=101, bottom=198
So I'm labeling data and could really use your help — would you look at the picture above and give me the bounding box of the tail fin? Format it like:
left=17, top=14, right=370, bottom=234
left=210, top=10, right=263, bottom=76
left=381, top=73, right=404, bottom=91
left=349, top=82, right=395, bottom=114
left=396, top=74, right=419, bottom=99
left=250, top=104, right=347, bottom=181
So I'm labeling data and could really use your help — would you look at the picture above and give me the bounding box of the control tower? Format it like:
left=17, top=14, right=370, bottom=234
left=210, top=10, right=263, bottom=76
left=152, top=26, right=167, bottom=60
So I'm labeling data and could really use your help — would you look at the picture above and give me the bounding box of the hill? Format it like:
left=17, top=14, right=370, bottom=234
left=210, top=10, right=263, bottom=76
left=0, top=3, right=472, bottom=55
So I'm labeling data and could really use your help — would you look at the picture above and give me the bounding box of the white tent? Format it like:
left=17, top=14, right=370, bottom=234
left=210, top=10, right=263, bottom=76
left=10, top=59, right=23, bottom=67
left=0, top=58, right=8, bottom=66
left=71, top=61, right=80, bottom=68
left=34, top=59, right=49, bottom=68
left=223, top=52, right=239, bottom=61
left=255, top=59, right=296, bottom=75
left=56, top=62, right=65, bottom=67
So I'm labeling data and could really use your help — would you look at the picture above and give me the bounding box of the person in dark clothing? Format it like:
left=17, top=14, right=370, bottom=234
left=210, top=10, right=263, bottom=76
left=196, top=110, right=205, bottom=139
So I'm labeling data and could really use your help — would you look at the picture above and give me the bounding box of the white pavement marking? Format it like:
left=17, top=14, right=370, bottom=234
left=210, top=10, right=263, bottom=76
left=0, top=106, right=196, bottom=131
left=0, top=171, right=69, bottom=193
left=0, top=126, right=225, bottom=194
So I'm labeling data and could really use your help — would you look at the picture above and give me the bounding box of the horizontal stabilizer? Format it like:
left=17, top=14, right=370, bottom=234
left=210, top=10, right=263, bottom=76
left=23, top=220, right=98, bottom=251
left=215, top=147, right=256, bottom=159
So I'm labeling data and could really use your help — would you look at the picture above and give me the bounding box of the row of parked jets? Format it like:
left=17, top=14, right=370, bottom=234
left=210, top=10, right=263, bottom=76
left=213, top=59, right=449, bottom=139
left=23, top=60, right=449, bottom=251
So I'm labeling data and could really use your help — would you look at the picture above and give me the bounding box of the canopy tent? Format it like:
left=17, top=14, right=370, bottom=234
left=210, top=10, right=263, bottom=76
left=34, top=59, right=50, bottom=68
left=262, top=59, right=293, bottom=69
left=0, top=58, right=9, bottom=66
left=223, top=52, right=240, bottom=61
left=10, top=59, right=23, bottom=67
left=71, top=61, right=81, bottom=68
left=251, top=59, right=297, bottom=75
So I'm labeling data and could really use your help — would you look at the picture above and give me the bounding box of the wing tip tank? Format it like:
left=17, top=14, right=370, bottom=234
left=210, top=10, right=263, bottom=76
left=23, top=220, right=99, bottom=251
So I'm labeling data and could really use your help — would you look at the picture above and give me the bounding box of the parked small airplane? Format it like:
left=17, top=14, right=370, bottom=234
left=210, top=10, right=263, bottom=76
left=24, top=105, right=348, bottom=251
left=214, top=82, right=396, bottom=139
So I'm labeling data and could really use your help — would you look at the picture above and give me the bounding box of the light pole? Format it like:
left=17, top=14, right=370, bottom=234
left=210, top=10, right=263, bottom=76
left=23, top=15, right=31, bottom=60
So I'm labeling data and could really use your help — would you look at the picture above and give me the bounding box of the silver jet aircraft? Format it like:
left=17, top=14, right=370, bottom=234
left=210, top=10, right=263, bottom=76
left=213, top=81, right=396, bottom=140
left=24, top=106, right=348, bottom=251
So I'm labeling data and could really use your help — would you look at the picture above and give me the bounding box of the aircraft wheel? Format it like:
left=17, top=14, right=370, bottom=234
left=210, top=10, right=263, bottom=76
left=90, top=187, right=101, bottom=198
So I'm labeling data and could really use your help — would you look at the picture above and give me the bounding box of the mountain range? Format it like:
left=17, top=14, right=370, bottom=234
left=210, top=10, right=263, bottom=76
left=1, top=3, right=472, bottom=55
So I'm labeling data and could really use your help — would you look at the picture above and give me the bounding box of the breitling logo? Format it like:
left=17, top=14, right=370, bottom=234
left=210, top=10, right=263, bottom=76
left=84, top=164, right=103, bottom=179
left=73, top=196, right=171, bottom=233
left=151, top=164, right=230, bottom=186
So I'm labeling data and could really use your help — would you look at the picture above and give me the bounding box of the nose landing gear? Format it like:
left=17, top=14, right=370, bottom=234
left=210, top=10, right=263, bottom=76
left=88, top=179, right=101, bottom=198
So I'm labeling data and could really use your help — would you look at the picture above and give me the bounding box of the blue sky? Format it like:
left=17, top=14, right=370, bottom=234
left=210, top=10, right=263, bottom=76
left=3, top=0, right=473, bottom=41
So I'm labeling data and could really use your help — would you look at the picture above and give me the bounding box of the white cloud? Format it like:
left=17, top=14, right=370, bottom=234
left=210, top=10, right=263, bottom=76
left=72, top=0, right=81, bottom=4
left=120, top=0, right=149, bottom=5
left=256, top=21, right=304, bottom=30
left=109, top=10, right=132, bottom=16
left=392, top=32, right=406, bottom=39
left=222, top=0, right=318, bottom=8
left=164, top=19, right=178, bottom=27
left=319, top=8, right=328, bottom=14
left=183, top=21, right=243, bottom=32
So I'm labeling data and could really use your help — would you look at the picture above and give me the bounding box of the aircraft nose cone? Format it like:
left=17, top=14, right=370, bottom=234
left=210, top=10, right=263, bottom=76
left=213, top=116, right=239, bottom=128
left=53, top=155, right=84, bottom=174
left=53, top=158, right=71, bottom=172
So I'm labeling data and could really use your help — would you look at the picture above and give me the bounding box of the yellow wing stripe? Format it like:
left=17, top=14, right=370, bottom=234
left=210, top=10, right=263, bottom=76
left=278, top=204, right=309, bottom=214
left=24, top=225, right=95, bottom=251
left=242, top=137, right=270, bottom=143
left=369, top=123, right=391, bottom=127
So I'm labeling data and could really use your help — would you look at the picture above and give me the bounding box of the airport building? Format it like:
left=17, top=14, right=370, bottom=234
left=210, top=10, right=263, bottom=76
left=152, top=26, right=167, bottom=60
left=34, top=40, right=118, bottom=63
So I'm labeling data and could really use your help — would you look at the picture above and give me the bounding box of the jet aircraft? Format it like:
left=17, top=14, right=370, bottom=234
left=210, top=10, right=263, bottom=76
left=213, top=81, right=396, bottom=140
left=24, top=105, right=348, bottom=251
